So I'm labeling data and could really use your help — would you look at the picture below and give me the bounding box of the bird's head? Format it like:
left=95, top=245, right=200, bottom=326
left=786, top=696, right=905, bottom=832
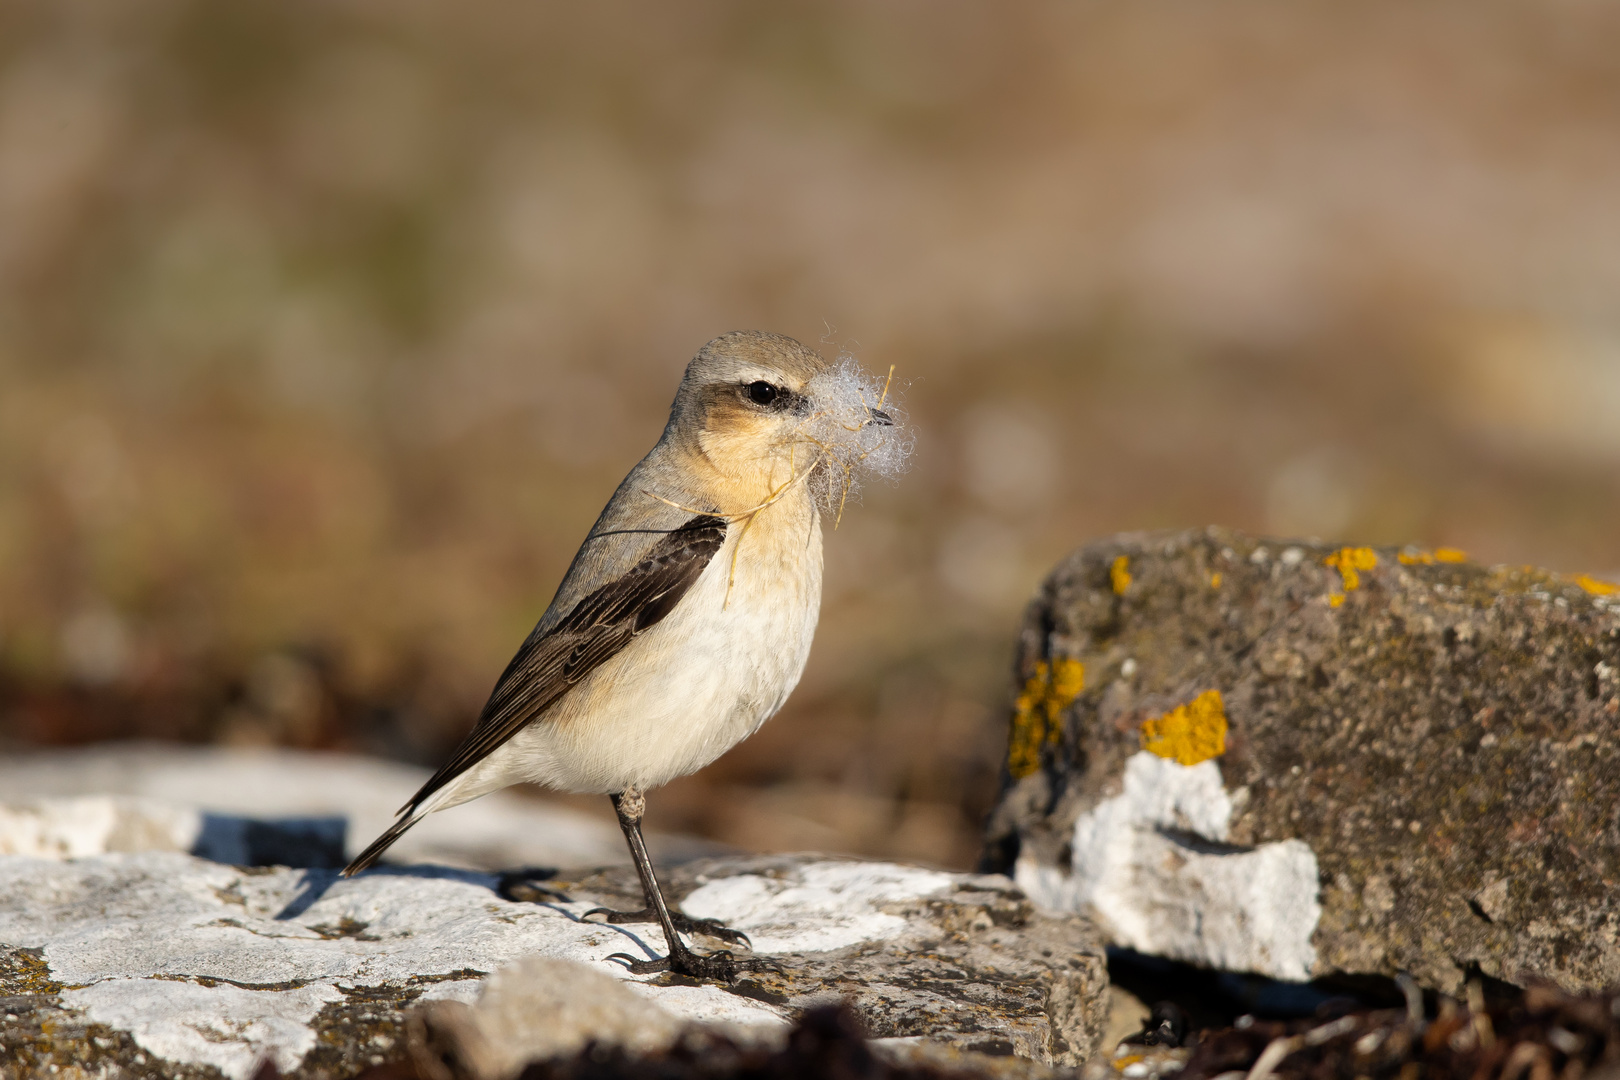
left=668, top=330, right=907, bottom=514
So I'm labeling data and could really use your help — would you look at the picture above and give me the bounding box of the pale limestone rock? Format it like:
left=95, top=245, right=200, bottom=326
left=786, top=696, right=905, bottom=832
left=1014, top=752, right=1320, bottom=981
left=0, top=852, right=1107, bottom=1078
left=0, top=795, right=199, bottom=859
left=0, top=742, right=713, bottom=870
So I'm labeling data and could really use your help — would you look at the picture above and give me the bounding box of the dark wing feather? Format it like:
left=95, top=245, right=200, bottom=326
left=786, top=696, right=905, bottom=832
left=343, top=513, right=726, bottom=875
left=412, top=512, right=726, bottom=807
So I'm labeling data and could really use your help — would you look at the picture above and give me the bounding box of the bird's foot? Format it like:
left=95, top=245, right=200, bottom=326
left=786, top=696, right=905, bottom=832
left=581, top=906, right=751, bottom=949
left=606, top=945, right=780, bottom=984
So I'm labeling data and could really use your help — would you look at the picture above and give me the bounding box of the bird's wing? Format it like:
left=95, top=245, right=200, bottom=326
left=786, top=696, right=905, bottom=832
left=401, top=512, right=728, bottom=814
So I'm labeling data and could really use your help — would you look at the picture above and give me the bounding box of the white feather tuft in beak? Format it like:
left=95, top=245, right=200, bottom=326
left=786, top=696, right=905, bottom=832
left=796, top=355, right=912, bottom=519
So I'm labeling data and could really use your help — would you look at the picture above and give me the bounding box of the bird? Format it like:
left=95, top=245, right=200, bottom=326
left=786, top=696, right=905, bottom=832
left=342, top=330, right=900, bottom=982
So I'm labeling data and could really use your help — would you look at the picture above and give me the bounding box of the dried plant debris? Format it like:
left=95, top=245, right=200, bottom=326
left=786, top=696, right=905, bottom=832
left=1164, top=982, right=1620, bottom=1080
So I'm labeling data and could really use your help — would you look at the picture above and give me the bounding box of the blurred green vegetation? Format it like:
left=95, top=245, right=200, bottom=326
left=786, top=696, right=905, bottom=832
left=2, top=0, right=1619, bottom=868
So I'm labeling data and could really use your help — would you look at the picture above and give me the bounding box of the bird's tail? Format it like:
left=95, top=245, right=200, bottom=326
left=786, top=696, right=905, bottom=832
left=342, top=808, right=427, bottom=877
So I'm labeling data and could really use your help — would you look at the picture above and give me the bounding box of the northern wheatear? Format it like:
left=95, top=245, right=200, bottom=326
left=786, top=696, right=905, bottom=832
left=344, top=331, right=906, bottom=982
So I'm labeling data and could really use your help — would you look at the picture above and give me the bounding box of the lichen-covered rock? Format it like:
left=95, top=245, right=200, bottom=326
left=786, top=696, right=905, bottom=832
left=981, top=527, right=1620, bottom=995
left=575, top=856, right=1108, bottom=1066
left=0, top=851, right=1106, bottom=1079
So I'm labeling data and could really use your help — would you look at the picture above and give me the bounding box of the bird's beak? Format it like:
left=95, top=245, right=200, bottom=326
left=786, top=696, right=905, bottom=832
left=868, top=407, right=893, bottom=426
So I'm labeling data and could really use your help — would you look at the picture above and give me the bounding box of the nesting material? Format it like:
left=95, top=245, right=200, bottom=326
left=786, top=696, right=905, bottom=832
left=796, top=354, right=912, bottom=520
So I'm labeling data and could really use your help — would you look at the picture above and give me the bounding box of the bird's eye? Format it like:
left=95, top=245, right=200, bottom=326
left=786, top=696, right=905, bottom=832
left=746, top=381, right=779, bottom=406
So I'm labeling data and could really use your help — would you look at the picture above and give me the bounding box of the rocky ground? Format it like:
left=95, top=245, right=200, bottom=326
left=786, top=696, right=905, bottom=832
left=0, top=838, right=1105, bottom=1078
left=6, top=530, right=1620, bottom=1079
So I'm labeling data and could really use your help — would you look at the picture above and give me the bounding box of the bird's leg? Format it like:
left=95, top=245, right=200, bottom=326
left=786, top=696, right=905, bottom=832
left=583, top=787, right=751, bottom=947
left=583, top=862, right=751, bottom=948
left=594, top=787, right=760, bottom=982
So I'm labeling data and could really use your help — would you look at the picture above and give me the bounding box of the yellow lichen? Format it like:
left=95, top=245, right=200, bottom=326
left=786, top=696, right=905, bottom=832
left=1328, top=591, right=1346, bottom=608
left=1007, top=657, right=1085, bottom=779
left=1575, top=573, right=1620, bottom=597
left=1324, top=546, right=1378, bottom=591
left=1140, top=689, right=1228, bottom=766
left=1398, top=547, right=1469, bottom=566
left=1111, top=555, right=1132, bottom=595
left=1210, top=571, right=1222, bottom=588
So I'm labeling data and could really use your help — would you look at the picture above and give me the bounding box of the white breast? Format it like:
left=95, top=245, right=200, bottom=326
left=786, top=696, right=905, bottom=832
left=446, top=503, right=824, bottom=800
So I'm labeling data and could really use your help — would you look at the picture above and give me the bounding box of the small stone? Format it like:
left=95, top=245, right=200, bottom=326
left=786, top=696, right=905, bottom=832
left=415, top=956, right=691, bottom=1078
left=1475, top=878, right=1510, bottom=922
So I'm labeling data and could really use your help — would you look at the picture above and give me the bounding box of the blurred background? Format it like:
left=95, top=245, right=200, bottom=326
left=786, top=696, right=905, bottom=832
left=2, top=0, right=1618, bottom=871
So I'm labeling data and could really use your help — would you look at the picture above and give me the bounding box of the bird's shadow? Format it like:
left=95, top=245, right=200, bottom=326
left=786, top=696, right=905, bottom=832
left=529, top=897, right=664, bottom=962
left=273, top=862, right=506, bottom=921
left=271, top=862, right=659, bottom=963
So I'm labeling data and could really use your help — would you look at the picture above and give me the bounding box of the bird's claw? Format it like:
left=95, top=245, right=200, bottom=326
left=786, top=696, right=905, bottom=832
left=605, top=948, right=780, bottom=983
left=606, top=951, right=672, bottom=976
left=581, top=906, right=752, bottom=948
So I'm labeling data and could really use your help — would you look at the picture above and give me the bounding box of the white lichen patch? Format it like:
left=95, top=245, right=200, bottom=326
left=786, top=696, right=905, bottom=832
left=64, top=978, right=345, bottom=1079
left=1017, top=752, right=1322, bottom=982
left=798, top=355, right=912, bottom=517
left=617, top=981, right=788, bottom=1032
left=681, top=861, right=955, bottom=954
